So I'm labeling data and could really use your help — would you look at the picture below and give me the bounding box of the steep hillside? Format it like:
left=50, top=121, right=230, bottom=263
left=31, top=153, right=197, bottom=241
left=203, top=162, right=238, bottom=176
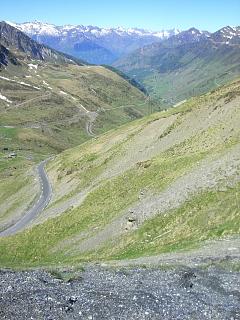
left=114, top=27, right=240, bottom=105
left=0, top=21, right=85, bottom=65
left=0, top=79, right=239, bottom=268
left=0, top=22, right=151, bottom=150
left=0, top=22, right=152, bottom=233
left=10, top=21, right=180, bottom=64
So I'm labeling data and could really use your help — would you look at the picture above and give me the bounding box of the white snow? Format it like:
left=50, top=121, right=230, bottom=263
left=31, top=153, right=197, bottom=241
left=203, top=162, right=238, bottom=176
left=28, top=63, right=38, bottom=70
left=0, top=93, right=12, bottom=103
left=12, top=21, right=60, bottom=36
left=0, top=75, right=40, bottom=90
left=42, top=80, right=53, bottom=90
left=59, top=90, right=68, bottom=95
left=0, top=76, right=11, bottom=81
left=11, top=20, right=180, bottom=39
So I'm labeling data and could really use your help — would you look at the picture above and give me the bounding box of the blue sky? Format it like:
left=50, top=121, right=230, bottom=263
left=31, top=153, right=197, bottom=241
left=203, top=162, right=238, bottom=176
left=2, top=0, right=240, bottom=31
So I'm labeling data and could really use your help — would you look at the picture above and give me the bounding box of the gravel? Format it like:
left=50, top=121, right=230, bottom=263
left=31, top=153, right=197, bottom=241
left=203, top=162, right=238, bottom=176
left=1, top=265, right=240, bottom=319
left=76, top=143, right=240, bottom=253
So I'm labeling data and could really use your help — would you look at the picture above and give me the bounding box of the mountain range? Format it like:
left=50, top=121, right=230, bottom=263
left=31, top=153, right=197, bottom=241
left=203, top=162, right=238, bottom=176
left=9, top=21, right=180, bottom=64
left=8, top=21, right=240, bottom=67
left=0, top=21, right=85, bottom=68
left=115, top=26, right=240, bottom=104
left=0, top=21, right=150, bottom=156
left=7, top=21, right=240, bottom=105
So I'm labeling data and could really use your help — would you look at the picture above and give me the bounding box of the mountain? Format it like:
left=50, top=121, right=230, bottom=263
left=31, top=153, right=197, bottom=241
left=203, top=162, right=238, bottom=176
left=211, top=26, right=240, bottom=44
left=0, top=21, right=151, bottom=146
left=0, top=22, right=155, bottom=227
left=0, top=77, right=239, bottom=268
left=114, top=26, right=240, bottom=105
left=9, top=21, right=180, bottom=64
left=0, top=21, right=85, bottom=66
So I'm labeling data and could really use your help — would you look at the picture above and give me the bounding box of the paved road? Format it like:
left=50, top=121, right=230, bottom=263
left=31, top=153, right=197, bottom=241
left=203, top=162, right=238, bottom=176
left=0, top=160, right=52, bottom=237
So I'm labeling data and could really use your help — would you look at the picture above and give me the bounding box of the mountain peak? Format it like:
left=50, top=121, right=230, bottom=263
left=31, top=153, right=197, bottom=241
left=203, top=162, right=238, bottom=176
left=212, top=25, right=240, bottom=43
left=187, top=27, right=201, bottom=33
left=10, top=20, right=180, bottom=39
left=8, top=20, right=181, bottom=64
left=0, top=21, right=85, bottom=66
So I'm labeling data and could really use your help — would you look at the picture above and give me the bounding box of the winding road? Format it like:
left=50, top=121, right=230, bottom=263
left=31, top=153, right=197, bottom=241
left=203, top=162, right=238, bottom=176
left=0, top=160, right=52, bottom=237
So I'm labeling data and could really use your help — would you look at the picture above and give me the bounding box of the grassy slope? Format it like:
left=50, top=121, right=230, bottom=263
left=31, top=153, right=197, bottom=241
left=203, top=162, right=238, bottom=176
left=0, top=63, right=149, bottom=150
left=0, top=60, right=152, bottom=228
left=114, top=41, right=240, bottom=106
left=0, top=79, right=239, bottom=268
left=141, top=59, right=240, bottom=105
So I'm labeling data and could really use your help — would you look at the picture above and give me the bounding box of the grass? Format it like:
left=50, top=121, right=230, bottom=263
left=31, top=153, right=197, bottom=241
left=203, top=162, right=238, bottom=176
left=96, top=182, right=240, bottom=261
left=0, top=78, right=239, bottom=268
left=0, top=61, right=152, bottom=155
left=0, top=120, right=212, bottom=267
left=0, top=155, right=40, bottom=230
left=0, top=59, right=156, bottom=229
left=0, top=137, right=236, bottom=268
left=122, top=48, right=240, bottom=106
left=48, top=267, right=85, bottom=282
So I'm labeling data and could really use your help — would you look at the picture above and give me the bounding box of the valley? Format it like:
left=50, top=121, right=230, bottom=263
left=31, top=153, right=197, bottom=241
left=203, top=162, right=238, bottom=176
left=0, top=78, right=239, bottom=269
left=10, top=21, right=240, bottom=108
left=0, top=22, right=155, bottom=236
left=10, top=21, right=180, bottom=64
left=115, top=27, right=240, bottom=106
left=0, top=11, right=240, bottom=319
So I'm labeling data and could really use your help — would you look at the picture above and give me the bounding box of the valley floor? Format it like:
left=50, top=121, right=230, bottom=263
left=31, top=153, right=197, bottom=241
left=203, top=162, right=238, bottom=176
left=1, top=261, right=239, bottom=320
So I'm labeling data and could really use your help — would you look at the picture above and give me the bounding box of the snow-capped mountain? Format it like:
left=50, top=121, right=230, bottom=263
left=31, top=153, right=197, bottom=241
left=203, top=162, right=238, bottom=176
left=0, top=21, right=83, bottom=68
left=8, top=21, right=239, bottom=65
left=8, top=21, right=180, bottom=64
left=211, top=26, right=240, bottom=44
left=9, top=20, right=179, bottom=39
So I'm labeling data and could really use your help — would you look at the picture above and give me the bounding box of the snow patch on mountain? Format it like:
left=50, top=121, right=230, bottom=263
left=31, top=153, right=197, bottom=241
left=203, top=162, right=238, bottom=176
left=0, top=93, right=12, bottom=103
left=10, top=21, right=180, bottom=39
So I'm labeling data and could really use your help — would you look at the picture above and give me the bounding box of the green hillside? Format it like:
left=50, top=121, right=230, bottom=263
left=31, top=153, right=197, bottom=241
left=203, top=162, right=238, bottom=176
left=0, top=78, right=239, bottom=268
left=114, top=39, right=240, bottom=106
left=0, top=22, right=155, bottom=234
left=0, top=22, right=152, bottom=154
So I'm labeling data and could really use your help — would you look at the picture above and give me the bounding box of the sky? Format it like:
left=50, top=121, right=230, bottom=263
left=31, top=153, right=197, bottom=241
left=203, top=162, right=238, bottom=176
left=1, top=0, right=240, bottom=32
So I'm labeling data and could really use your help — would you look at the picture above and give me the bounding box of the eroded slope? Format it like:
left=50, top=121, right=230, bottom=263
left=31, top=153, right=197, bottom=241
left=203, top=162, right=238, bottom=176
left=0, top=79, right=239, bottom=267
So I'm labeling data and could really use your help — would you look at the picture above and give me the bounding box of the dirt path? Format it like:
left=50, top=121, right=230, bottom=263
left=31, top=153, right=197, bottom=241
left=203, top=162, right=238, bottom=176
left=85, top=112, right=98, bottom=136
left=6, top=92, right=52, bottom=109
left=106, top=236, right=240, bottom=267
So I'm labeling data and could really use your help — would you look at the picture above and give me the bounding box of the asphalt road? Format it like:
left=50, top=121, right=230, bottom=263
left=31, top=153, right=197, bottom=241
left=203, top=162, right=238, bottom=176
left=0, top=159, right=52, bottom=237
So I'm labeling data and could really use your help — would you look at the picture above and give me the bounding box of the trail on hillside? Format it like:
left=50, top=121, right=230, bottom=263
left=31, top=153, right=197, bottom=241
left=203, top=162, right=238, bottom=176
left=12, top=92, right=52, bottom=108
left=107, top=236, right=240, bottom=267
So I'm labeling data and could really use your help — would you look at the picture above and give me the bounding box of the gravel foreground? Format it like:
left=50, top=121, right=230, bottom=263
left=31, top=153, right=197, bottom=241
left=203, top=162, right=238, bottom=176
left=0, top=265, right=240, bottom=320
